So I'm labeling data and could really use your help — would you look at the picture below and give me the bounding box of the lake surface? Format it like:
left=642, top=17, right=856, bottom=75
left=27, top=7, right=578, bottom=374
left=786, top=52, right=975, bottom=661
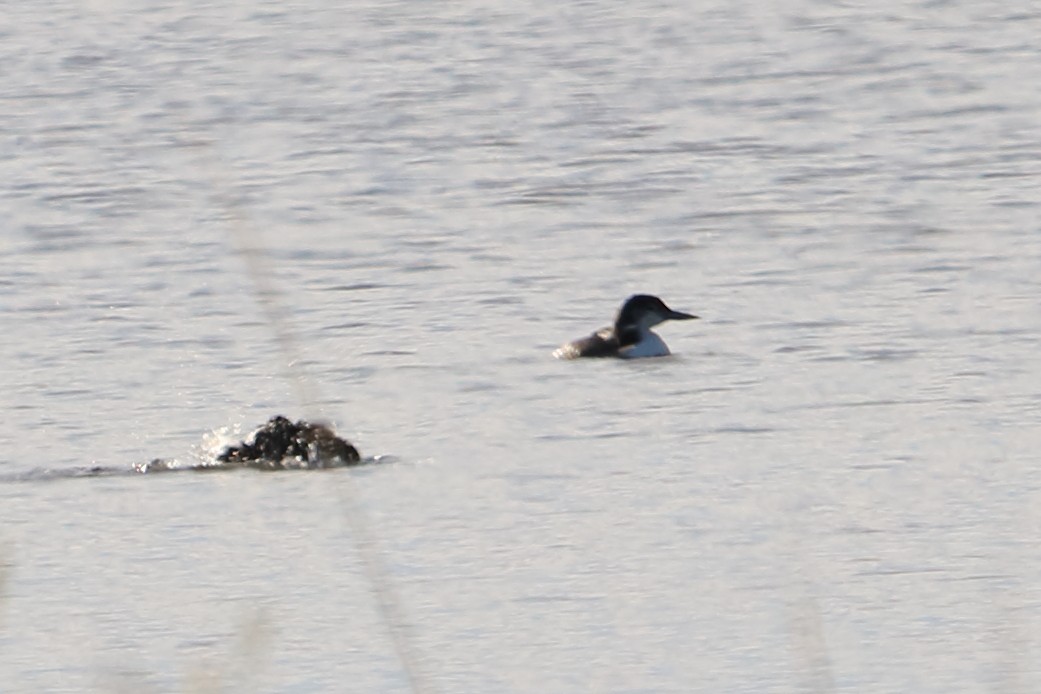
left=2, top=1, right=1041, bottom=692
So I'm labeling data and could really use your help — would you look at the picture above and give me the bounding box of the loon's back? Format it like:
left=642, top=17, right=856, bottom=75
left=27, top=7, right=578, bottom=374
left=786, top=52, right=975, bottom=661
left=553, top=326, right=622, bottom=359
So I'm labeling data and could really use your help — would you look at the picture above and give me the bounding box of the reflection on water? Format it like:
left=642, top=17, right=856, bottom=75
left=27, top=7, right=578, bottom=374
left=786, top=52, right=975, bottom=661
left=2, top=1, right=1041, bottom=692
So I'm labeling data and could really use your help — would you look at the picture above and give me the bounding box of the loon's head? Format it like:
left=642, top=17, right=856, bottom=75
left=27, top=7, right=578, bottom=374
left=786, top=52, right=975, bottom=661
left=615, top=294, right=698, bottom=333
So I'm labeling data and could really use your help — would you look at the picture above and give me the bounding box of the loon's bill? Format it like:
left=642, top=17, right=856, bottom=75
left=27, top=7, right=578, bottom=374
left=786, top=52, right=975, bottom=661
left=554, top=294, right=698, bottom=360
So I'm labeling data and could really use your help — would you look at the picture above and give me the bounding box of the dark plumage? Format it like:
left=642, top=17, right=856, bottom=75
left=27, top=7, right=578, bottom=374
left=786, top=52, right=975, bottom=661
left=216, top=415, right=360, bottom=469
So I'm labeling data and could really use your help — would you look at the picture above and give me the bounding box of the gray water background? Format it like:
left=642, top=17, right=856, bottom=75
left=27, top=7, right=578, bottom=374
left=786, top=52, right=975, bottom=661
left=2, top=1, right=1041, bottom=692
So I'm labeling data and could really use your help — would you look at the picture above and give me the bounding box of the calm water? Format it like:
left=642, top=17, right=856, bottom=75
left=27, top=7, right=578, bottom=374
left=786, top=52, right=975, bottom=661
left=2, top=1, right=1041, bottom=692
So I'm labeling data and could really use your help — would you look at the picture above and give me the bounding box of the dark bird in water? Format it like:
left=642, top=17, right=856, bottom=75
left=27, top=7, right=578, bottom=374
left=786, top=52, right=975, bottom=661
left=216, top=415, right=360, bottom=469
left=553, top=294, right=698, bottom=359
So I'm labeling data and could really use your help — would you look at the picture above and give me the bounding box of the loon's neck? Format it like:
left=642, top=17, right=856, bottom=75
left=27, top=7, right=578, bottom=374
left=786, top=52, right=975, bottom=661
left=618, top=328, right=670, bottom=358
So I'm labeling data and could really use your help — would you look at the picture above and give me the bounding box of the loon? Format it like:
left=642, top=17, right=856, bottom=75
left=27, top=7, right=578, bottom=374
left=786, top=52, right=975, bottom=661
left=216, top=415, right=360, bottom=469
left=126, top=416, right=360, bottom=474
left=553, top=294, right=698, bottom=359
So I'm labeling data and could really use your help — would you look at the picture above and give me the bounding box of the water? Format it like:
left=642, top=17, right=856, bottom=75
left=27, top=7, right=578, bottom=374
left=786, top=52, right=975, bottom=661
left=2, top=1, right=1041, bottom=691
